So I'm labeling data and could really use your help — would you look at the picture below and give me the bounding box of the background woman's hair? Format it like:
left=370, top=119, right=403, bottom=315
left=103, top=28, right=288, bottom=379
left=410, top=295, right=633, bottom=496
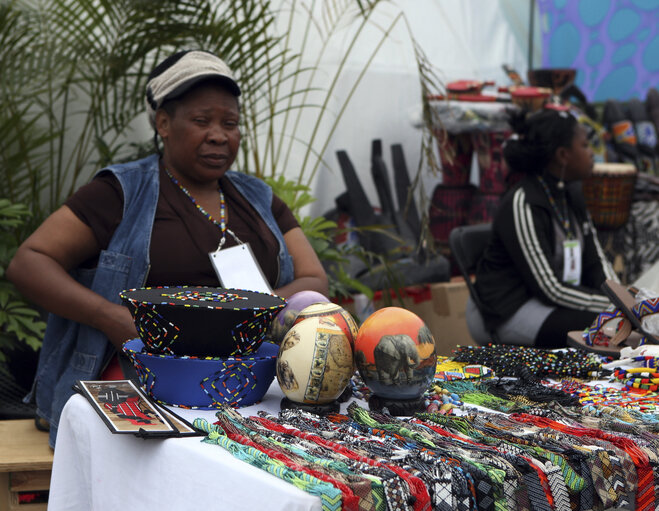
left=503, top=108, right=578, bottom=175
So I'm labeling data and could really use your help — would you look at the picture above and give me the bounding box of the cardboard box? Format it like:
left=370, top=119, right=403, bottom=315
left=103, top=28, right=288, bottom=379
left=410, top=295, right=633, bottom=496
left=338, top=279, right=475, bottom=357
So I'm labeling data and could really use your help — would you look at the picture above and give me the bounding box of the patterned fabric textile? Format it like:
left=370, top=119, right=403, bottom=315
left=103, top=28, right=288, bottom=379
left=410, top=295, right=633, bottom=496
left=191, top=393, right=659, bottom=511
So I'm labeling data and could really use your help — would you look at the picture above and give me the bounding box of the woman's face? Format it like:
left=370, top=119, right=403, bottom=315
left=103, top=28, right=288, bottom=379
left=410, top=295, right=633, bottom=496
left=157, top=83, right=240, bottom=187
left=562, top=124, right=594, bottom=181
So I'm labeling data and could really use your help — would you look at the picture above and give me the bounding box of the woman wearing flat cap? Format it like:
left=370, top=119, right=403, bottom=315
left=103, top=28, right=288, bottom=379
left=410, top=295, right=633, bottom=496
left=7, top=50, right=328, bottom=447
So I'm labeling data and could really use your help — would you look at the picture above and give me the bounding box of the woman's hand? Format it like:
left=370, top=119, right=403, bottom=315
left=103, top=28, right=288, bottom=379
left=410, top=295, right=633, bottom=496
left=93, top=302, right=139, bottom=350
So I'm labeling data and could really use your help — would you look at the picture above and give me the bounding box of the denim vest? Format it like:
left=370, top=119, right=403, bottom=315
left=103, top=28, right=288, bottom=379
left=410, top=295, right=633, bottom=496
left=29, top=154, right=293, bottom=447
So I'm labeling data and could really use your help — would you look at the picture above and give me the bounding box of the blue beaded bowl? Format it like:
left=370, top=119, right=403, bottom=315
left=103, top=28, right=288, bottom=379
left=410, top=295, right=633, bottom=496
left=122, top=338, right=278, bottom=408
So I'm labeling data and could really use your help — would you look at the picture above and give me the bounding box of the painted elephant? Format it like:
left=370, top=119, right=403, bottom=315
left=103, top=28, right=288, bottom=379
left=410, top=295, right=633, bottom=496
left=373, top=334, right=420, bottom=385
left=418, top=325, right=434, bottom=346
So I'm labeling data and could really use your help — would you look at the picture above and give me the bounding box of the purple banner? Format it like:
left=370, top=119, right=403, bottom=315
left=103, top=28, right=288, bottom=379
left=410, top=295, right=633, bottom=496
left=537, top=0, right=659, bottom=102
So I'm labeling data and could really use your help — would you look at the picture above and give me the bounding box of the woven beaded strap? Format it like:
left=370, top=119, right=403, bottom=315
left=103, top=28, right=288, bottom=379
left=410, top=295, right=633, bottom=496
left=633, top=297, right=659, bottom=324
left=253, top=416, right=431, bottom=511
left=194, top=418, right=346, bottom=510
left=583, top=309, right=632, bottom=347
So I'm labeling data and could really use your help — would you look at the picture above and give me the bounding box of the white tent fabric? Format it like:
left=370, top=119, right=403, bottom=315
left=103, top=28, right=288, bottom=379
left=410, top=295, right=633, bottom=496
left=265, top=0, right=542, bottom=217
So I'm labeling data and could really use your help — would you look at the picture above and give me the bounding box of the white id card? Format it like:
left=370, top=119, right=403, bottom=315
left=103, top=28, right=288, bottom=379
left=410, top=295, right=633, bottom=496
left=562, top=239, right=582, bottom=285
left=209, top=243, right=272, bottom=294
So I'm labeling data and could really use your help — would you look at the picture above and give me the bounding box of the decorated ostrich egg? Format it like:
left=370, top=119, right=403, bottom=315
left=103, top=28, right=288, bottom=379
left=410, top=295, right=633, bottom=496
left=354, top=307, right=436, bottom=399
left=293, top=302, right=359, bottom=348
left=267, top=290, right=330, bottom=344
left=276, top=316, right=353, bottom=404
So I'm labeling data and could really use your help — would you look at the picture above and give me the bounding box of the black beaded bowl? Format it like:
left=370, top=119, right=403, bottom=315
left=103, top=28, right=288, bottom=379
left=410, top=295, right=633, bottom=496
left=120, top=286, right=286, bottom=358
left=123, top=338, right=278, bottom=408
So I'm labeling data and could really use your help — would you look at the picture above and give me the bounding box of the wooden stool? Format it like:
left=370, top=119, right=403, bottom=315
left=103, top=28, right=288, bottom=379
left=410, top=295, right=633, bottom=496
left=0, top=420, right=53, bottom=510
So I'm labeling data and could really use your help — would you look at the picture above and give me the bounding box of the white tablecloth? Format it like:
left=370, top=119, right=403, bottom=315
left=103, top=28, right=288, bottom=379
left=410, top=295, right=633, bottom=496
left=47, top=363, right=629, bottom=510
left=48, top=383, right=348, bottom=511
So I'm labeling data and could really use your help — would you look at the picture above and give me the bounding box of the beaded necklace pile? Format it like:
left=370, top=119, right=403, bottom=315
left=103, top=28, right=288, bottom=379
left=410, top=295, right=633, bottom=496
left=194, top=397, right=659, bottom=511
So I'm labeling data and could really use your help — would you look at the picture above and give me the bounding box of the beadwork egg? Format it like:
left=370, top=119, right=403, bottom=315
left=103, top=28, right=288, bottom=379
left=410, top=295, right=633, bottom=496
left=354, top=307, right=436, bottom=399
left=267, top=290, right=330, bottom=344
left=293, top=302, right=359, bottom=348
left=276, top=316, right=353, bottom=404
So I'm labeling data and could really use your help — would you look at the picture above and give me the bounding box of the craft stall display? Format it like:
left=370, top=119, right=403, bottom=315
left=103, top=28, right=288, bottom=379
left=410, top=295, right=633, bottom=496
left=120, top=285, right=286, bottom=408
left=424, top=69, right=659, bottom=289
left=424, top=73, right=562, bottom=244
left=189, top=343, right=659, bottom=511
left=426, top=103, right=512, bottom=243
left=54, top=281, right=659, bottom=511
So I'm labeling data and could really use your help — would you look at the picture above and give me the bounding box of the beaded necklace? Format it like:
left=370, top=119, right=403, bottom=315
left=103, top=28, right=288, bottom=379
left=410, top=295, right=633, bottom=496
left=552, top=378, right=659, bottom=412
left=451, top=344, right=605, bottom=379
left=253, top=415, right=431, bottom=511
left=510, top=412, right=656, bottom=510
left=193, top=418, right=346, bottom=509
left=165, top=169, right=242, bottom=249
left=537, top=175, right=573, bottom=238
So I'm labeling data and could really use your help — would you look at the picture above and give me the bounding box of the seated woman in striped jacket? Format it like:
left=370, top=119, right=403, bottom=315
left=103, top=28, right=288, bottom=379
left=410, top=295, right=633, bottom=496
left=466, top=108, right=615, bottom=348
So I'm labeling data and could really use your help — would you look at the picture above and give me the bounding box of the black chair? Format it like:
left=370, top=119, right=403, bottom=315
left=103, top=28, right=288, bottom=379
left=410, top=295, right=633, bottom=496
left=391, top=143, right=422, bottom=240
left=448, top=223, right=499, bottom=344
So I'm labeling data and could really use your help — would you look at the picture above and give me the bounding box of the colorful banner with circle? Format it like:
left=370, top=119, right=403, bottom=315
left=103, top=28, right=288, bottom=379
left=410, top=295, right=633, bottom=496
left=537, top=0, right=659, bottom=102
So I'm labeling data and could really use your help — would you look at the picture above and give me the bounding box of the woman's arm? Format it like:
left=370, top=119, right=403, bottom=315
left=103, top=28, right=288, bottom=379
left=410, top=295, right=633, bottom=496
left=6, top=206, right=137, bottom=349
left=503, top=189, right=610, bottom=312
left=273, top=227, right=329, bottom=299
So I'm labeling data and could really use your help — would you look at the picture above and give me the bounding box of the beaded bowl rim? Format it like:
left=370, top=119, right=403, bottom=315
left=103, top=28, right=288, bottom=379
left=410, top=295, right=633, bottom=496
left=122, top=338, right=278, bottom=362
left=120, top=285, right=286, bottom=312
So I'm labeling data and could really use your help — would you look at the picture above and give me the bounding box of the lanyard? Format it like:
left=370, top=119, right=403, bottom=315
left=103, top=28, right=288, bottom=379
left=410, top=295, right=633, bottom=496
left=537, top=175, right=573, bottom=238
left=165, top=169, right=242, bottom=249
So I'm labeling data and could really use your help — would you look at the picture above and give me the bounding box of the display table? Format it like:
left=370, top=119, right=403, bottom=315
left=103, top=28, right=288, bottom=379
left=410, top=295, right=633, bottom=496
left=425, top=98, right=513, bottom=133
left=0, top=420, right=53, bottom=511
left=48, top=384, right=334, bottom=511
left=47, top=363, right=647, bottom=511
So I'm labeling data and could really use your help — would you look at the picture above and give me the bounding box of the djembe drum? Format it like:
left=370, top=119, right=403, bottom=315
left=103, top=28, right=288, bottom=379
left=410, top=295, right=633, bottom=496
left=582, top=162, right=637, bottom=230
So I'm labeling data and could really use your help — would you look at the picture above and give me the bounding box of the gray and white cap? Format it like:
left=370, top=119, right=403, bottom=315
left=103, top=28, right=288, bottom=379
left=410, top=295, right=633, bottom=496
left=145, top=50, right=240, bottom=128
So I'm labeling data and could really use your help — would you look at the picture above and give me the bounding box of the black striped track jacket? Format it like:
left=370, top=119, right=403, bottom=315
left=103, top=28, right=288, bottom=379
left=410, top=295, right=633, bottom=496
left=474, top=174, right=616, bottom=331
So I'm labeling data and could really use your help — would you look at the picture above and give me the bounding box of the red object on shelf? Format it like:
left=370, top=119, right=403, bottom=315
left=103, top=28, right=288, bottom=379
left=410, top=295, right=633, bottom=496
left=446, top=79, right=484, bottom=93
left=510, top=86, right=552, bottom=111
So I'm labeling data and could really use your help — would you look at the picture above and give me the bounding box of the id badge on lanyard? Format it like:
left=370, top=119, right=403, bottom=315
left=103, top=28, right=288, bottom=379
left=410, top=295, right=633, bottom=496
left=209, top=243, right=273, bottom=294
left=562, top=238, right=582, bottom=285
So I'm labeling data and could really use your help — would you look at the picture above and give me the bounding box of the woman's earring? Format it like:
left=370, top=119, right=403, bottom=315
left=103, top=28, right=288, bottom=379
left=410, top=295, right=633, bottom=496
left=558, top=163, right=566, bottom=189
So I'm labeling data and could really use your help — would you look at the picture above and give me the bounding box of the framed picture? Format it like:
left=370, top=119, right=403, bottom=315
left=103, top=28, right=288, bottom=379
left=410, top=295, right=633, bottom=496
left=74, top=380, right=200, bottom=437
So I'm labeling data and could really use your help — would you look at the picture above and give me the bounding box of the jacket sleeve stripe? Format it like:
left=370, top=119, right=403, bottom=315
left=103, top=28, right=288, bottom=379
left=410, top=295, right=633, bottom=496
left=513, top=189, right=610, bottom=311
left=513, top=189, right=585, bottom=307
left=591, top=224, right=619, bottom=282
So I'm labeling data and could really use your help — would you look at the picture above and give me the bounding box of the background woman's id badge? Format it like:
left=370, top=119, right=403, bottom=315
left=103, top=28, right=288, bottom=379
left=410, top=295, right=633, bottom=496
left=209, top=243, right=273, bottom=294
left=563, top=239, right=582, bottom=285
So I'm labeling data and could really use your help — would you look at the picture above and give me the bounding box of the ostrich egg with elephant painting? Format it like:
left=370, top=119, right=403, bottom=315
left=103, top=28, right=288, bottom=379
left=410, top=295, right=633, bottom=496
left=276, top=316, right=353, bottom=405
left=293, top=302, right=359, bottom=348
left=267, top=290, right=330, bottom=344
left=354, top=307, right=436, bottom=400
